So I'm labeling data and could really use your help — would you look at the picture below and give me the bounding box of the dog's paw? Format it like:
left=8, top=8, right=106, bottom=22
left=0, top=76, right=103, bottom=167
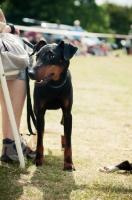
left=34, top=158, right=44, bottom=167
left=63, top=165, right=75, bottom=172
left=98, top=166, right=118, bottom=173
left=36, top=162, right=43, bottom=167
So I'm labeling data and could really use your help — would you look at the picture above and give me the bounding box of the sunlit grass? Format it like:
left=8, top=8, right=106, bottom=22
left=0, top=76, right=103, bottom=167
left=1, top=51, right=132, bottom=199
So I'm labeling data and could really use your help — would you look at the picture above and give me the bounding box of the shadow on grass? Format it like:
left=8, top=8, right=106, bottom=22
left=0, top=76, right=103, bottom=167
left=29, top=149, right=78, bottom=200
left=29, top=150, right=132, bottom=199
left=0, top=161, right=30, bottom=200
left=1, top=151, right=132, bottom=200
left=0, top=149, right=78, bottom=200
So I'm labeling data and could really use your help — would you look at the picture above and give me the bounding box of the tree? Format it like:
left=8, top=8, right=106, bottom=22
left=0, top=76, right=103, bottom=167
left=1, top=0, right=132, bottom=36
left=1, top=0, right=110, bottom=33
left=1, top=0, right=75, bottom=25
left=105, top=3, right=132, bottom=34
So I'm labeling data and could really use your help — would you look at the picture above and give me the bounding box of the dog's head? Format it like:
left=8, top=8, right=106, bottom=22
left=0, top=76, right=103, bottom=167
left=28, top=40, right=77, bottom=86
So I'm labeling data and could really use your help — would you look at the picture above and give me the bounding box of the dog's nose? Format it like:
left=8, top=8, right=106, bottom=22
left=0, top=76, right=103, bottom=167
left=28, top=69, right=35, bottom=79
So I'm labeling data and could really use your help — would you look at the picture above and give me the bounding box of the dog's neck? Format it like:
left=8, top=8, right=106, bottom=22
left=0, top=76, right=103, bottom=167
left=48, top=71, right=68, bottom=88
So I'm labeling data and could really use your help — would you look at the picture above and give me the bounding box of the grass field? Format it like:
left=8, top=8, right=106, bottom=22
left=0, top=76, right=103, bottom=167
left=1, top=51, right=132, bottom=199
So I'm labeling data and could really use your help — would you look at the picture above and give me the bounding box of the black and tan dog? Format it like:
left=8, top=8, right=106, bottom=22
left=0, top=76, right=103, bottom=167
left=28, top=40, right=77, bottom=170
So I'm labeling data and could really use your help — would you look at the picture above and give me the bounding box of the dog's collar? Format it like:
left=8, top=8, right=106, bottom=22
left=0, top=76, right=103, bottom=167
left=48, top=72, right=68, bottom=88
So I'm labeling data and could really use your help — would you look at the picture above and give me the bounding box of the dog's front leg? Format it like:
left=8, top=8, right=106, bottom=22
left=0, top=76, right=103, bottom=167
left=63, top=112, right=75, bottom=171
left=35, top=112, right=45, bottom=166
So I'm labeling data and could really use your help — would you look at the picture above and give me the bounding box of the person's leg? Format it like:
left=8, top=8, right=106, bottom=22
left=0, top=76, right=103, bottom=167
left=0, top=79, right=26, bottom=140
left=0, top=78, right=36, bottom=161
left=0, top=8, right=36, bottom=161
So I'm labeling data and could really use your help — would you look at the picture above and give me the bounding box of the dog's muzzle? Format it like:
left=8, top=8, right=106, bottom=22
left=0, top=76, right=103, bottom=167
left=28, top=69, right=36, bottom=80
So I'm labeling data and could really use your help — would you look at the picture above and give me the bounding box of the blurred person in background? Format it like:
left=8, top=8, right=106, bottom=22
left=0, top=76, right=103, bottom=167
left=35, top=33, right=46, bottom=43
left=23, top=31, right=37, bottom=45
left=73, top=20, right=83, bottom=41
left=128, top=24, right=132, bottom=54
left=54, top=20, right=65, bottom=44
left=125, top=38, right=131, bottom=55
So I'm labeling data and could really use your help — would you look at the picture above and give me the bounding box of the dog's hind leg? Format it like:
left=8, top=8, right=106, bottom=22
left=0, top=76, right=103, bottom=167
left=61, top=135, right=66, bottom=149
left=63, top=112, right=75, bottom=171
left=35, top=111, right=45, bottom=166
left=60, top=115, right=66, bottom=148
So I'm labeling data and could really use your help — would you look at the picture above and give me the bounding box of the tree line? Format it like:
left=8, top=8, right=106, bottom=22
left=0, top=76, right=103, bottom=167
left=1, top=0, right=132, bottom=35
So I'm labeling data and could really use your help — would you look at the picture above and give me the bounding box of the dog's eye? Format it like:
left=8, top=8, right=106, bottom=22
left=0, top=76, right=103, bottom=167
left=49, top=55, right=55, bottom=59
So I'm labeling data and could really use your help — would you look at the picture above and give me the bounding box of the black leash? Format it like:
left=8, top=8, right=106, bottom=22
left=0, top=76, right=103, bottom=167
left=26, top=67, right=36, bottom=135
left=23, top=39, right=36, bottom=135
left=23, top=39, right=34, bottom=49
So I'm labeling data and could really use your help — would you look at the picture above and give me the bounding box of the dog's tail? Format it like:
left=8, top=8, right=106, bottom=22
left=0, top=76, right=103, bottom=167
left=26, top=67, right=36, bottom=135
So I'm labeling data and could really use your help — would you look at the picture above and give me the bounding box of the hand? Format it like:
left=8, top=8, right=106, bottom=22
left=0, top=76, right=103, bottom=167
left=2, top=25, right=20, bottom=35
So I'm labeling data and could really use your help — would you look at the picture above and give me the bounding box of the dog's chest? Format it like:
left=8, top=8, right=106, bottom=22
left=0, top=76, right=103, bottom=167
left=34, top=86, right=70, bottom=110
left=46, top=98, right=62, bottom=110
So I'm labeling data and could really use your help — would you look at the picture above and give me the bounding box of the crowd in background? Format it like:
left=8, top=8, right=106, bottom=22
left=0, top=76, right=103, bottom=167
left=23, top=20, right=132, bottom=57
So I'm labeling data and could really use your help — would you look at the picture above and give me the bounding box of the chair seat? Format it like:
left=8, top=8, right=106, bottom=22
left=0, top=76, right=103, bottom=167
left=4, top=70, right=19, bottom=77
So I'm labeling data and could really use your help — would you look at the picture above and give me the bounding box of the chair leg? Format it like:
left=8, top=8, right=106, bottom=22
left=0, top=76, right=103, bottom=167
left=0, top=55, right=25, bottom=168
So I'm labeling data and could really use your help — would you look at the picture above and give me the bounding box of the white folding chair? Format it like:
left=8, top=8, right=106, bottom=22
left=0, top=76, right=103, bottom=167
left=0, top=54, right=25, bottom=168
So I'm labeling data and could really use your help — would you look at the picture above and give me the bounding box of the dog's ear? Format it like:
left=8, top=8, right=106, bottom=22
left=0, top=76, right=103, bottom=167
left=58, top=40, right=78, bottom=60
left=30, top=40, right=47, bottom=56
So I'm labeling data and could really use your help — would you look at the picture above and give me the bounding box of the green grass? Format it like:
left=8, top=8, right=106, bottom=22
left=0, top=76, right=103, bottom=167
left=1, top=51, right=132, bottom=199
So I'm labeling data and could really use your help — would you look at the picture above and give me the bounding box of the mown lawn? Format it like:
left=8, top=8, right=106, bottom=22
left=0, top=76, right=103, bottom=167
left=0, top=51, right=132, bottom=200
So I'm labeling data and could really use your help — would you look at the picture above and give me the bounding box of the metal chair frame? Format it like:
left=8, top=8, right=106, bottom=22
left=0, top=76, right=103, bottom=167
left=0, top=54, right=25, bottom=168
